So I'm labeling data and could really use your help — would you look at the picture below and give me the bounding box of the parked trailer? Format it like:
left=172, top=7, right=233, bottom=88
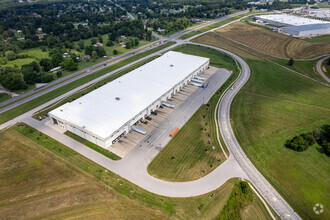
left=190, top=81, right=203, bottom=87
left=132, top=126, right=147, bottom=135
left=169, top=128, right=179, bottom=137
left=162, top=101, right=175, bottom=108
left=194, top=76, right=205, bottom=80
left=191, top=78, right=203, bottom=83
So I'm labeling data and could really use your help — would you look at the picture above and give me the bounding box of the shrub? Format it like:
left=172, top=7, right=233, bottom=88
left=285, top=135, right=309, bottom=152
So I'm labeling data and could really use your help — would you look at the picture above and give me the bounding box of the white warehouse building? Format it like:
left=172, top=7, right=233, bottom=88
left=255, top=14, right=330, bottom=37
left=255, top=14, right=330, bottom=27
left=49, top=51, right=210, bottom=148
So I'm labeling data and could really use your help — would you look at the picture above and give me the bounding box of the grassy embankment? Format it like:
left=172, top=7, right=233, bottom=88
left=0, top=42, right=176, bottom=125
left=193, top=32, right=330, bottom=219
left=180, top=11, right=263, bottom=40
left=147, top=44, right=238, bottom=181
left=0, top=123, right=273, bottom=219
left=0, top=93, right=11, bottom=103
left=65, top=131, right=121, bottom=161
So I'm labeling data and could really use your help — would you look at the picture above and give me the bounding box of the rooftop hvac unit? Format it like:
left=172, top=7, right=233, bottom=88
left=115, top=97, right=120, bottom=101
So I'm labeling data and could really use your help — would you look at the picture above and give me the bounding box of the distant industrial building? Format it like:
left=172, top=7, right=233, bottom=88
left=49, top=51, right=210, bottom=148
left=281, top=23, right=330, bottom=37
left=255, top=14, right=329, bottom=27
left=255, top=14, right=330, bottom=37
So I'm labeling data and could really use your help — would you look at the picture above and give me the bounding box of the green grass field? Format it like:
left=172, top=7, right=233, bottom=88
left=0, top=93, right=11, bottom=103
left=230, top=59, right=330, bottom=219
left=64, top=131, right=121, bottom=160
left=0, top=42, right=176, bottom=125
left=148, top=44, right=238, bottom=181
left=1, top=123, right=273, bottom=219
left=193, top=32, right=330, bottom=219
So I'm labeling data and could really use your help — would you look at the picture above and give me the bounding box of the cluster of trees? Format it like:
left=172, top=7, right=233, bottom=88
left=218, top=181, right=253, bottom=219
left=285, top=125, right=330, bottom=156
left=119, top=0, right=244, bottom=19
left=285, top=132, right=316, bottom=152
left=0, top=61, right=54, bottom=91
left=149, top=17, right=190, bottom=34
left=0, top=0, right=150, bottom=56
left=314, top=125, right=330, bottom=156
left=255, top=0, right=302, bottom=11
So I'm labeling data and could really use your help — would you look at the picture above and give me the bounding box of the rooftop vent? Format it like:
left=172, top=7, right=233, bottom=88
left=115, top=97, right=120, bottom=101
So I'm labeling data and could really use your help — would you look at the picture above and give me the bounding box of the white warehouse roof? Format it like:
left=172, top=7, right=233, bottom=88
left=256, top=14, right=330, bottom=26
left=50, top=51, right=209, bottom=139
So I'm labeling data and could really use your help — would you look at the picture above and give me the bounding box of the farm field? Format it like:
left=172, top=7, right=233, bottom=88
left=194, top=32, right=330, bottom=219
left=0, top=41, right=176, bottom=125
left=148, top=44, right=238, bottom=181
left=215, top=22, right=330, bottom=59
left=179, top=11, right=261, bottom=40
left=1, top=123, right=273, bottom=219
left=193, top=32, right=327, bottom=82
left=0, top=125, right=165, bottom=219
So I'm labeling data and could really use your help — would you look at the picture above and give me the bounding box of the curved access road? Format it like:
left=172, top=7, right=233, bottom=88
left=192, top=43, right=301, bottom=220
left=316, top=56, right=330, bottom=83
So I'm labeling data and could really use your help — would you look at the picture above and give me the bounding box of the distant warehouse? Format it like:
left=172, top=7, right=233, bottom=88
left=255, top=14, right=330, bottom=38
left=281, top=23, right=330, bottom=38
left=49, top=51, right=210, bottom=148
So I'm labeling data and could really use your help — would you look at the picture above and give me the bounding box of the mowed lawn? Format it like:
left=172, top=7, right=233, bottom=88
left=0, top=123, right=272, bottom=219
left=148, top=44, right=237, bottom=181
left=230, top=59, right=330, bottom=219
left=4, top=48, right=49, bottom=68
left=215, top=22, right=330, bottom=59
left=0, top=125, right=166, bottom=219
